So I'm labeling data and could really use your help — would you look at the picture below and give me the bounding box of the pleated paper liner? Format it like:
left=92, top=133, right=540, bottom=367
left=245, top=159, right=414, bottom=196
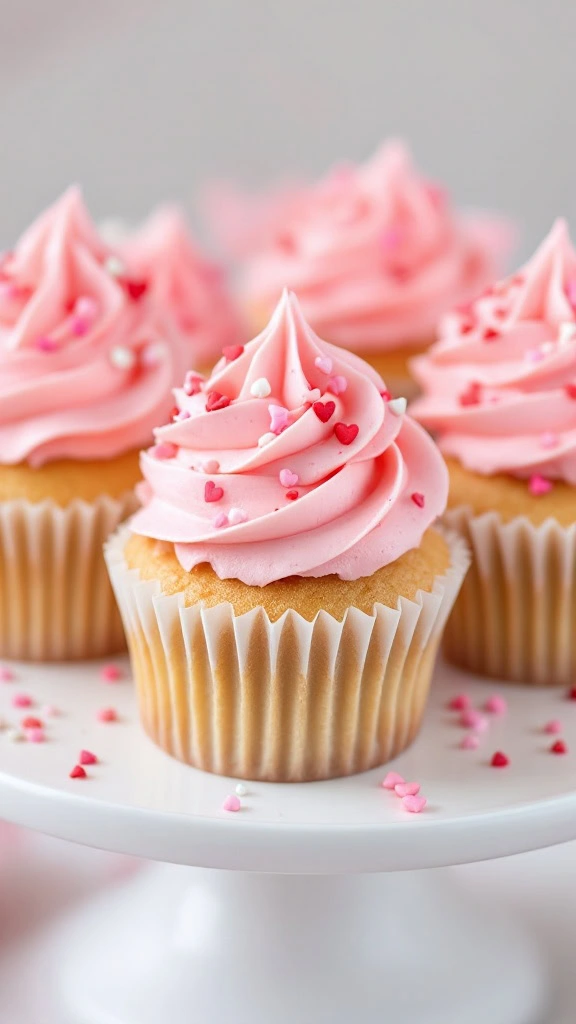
left=106, top=527, right=469, bottom=782
left=0, top=492, right=137, bottom=661
left=444, top=507, right=576, bottom=686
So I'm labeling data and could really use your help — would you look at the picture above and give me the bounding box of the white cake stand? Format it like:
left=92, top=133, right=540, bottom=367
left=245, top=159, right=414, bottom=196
left=1, top=658, right=575, bottom=1024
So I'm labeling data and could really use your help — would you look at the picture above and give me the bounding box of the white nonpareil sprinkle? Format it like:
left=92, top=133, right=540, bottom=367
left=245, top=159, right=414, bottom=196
left=104, top=255, right=126, bottom=277
left=258, top=432, right=276, bottom=447
left=558, top=322, right=576, bottom=347
left=141, top=342, right=168, bottom=367
left=388, top=397, right=407, bottom=416
left=250, top=377, right=272, bottom=399
left=110, top=345, right=137, bottom=370
left=235, top=783, right=247, bottom=796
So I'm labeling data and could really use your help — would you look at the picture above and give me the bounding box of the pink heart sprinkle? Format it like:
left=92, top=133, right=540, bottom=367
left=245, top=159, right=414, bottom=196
left=315, top=355, right=333, bottom=375
left=97, top=707, right=117, bottom=723
left=460, top=708, right=484, bottom=729
left=184, top=371, right=204, bottom=396
left=394, top=781, right=420, bottom=797
left=381, top=771, right=405, bottom=790
left=213, top=512, right=229, bottom=529
left=35, top=336, right=58, bottom=353
left=80, top=750, right=98, bottom=765
left=448, top=694, right=471, bottom=711
left=228, top=507, right=248, bottom=526
left=12, top=694, right=32, bottom=708
left=402, top=795, right=427, bottom=814
left=28, top=728, right=45, bottom=743
left=528, top=474, right=552, bottom=496
left=0, top=666, right=14, bottom=682
left=460, top=733, right=480, bottom=750
left=204, top=480, right=224, bottom=503
left=269, top=404, right=290, bottom=434
left=327, top=375, right=347, bottom=396
left=101, top=663, right=122, bottom=683
left=544, top=719, right=563, bottom=735
left=485, top=694, right=507, bottom=715
left=151, top=442, right=178, bottom=460
left=279, top=468, right=299, bottom=488
left=223, top=794, right=241, bottom=812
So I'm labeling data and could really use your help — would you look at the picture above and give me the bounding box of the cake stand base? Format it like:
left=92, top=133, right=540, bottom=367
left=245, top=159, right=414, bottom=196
left=58, top=863, right=546, bottom=1024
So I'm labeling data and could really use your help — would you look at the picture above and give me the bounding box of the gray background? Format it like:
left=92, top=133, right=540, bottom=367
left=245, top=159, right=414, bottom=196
left=0, top=0, right=574, bottom=258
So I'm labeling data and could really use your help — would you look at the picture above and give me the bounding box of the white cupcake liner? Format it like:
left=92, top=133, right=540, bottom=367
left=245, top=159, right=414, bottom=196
left=444, top=507, right=576, bottom=686
left=0, top=492, right=137, bottom=661
left=105, top=527, right=469, bottom=781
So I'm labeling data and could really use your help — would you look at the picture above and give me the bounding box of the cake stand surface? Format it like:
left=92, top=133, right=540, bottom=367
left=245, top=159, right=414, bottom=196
left=0, top=657, right=573, bottom=1023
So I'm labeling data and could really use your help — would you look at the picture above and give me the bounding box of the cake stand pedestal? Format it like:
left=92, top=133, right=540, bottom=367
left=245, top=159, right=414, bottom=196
left=1, top=658, right=575, bottom=1023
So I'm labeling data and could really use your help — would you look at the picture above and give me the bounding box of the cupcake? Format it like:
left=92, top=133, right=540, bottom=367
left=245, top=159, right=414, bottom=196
left=0, top=187, right=237, bottom=661
left=411, top=219, right=576, bottom=686
left=106, top=290, right=468, bottom=781
left=236, top=141, right=511, bottom=397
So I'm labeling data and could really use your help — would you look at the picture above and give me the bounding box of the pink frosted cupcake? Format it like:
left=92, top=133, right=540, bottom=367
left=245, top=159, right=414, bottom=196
left=236, top=141, right=511, bottom=396
left=411, top=220, right=576, bottom=685
left=0, top=188, right=238, bottom=660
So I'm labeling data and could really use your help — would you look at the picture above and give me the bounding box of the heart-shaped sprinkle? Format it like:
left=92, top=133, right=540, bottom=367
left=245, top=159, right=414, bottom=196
left=206, top=391, right=231, bottom=412
left=528, top=474, right=552, bottom=496
left=313, top=400, right=336, bottom=423
left=460, top=708, right=486, bottom=730
left=258, top=432, right=276, bottom=447
left=213, top=512, right=229, bottom=529
left=381, top=771, right=404, bottom=790
left=223, top=344, right=244, bottom=362
left=459, top=382, right=482, bottom=407
left=565, top=383, right=576, bottom=399
left=184, top=371, right=203, bottom=396
left=269, top=404, right=290, bottom=434
left=204, top=480, right=224, bottom=503
left=228, top=507, right=248, bottom=526
left=402, top=795, right=427, bottom=813
left=460, top=734, right=480, bottom=750
left=491, top=751, right=509, bottom=768
left=223, top=794, right=241, bottom=812
left=0, top=666, right=14, bottom=682
left=411, top=492, right=425, bottom=508
left=70, top=765, right=87, bottom=779
left=12, top=694, right=32, bottom=708
left=551, top=739, right=568, bottom=755
left=568, top=687, right=576, bottom=701
left=327, top=375, right=347, bottom=395
left=333, top=422, right=359, bottom=445
left=124, top=278, right=148, bottom=302
left=286, top=490, right=299, bottom=501
left=388, top=397, right=407, bottom=416
left=279, top=469, right=299, bottom=488
left=544, top=719, right=563, bottom=734
left=558, top=322, right=576, bottom=346
left=448, top=693, right=471, bottom=711
left=485, top=694, right=507, bottom=715
left=97, top=707, right=117, bottom=723
left=151, top=442, right=178, bottom=460
left=80, top=750, right=98, bottom=766
left=21, top=716, right=43, bottom=730
left=394, top=781, right=420, bottom=797
left=380, top=389, right=392, bottom=401
left=483, top=327, right=500, bottom=341
left=250, top=377, right=271, bottom=398
left=27, top=728, right=45, bottom=743
left=314, top=355, right=333, bottom=375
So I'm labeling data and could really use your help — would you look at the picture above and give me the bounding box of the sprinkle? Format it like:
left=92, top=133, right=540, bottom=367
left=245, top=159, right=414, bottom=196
left=327, top=375, right=348, bottom=396
left=204, top=480, right=224, bottom=503
left=269, top=404, right=290, bottom=434
left=200, top=459, right=220, bottom=474
left=381, top=771, right=404, bottom=790
left=380, top=389, right=392, bottom=401
left=388, top=397, right=407, bottom=416
left=285, top=490, right=299, bottom=500
left=21, top=716, right=42, bottom=730
left=491, top=751, right=509, bottom=768
left=484, top=694, right=507, bottom=715
left=568, top=687, right=576, bottom=701
left=151, top=442, right=178, bottom=460
left=213, top=512, right=229, bottom=528
left=142, top=342, right=168, bottom=367
left=258, top=432, right=276, bottom=447
left=206, top=391, right=231, bottom=412
left=333, top=422, right=359, bottom=446
left=551, top=739, right=568, bottom=755
left=223, top=794, right=241, bottom=812
left=448, top=693, right=471, bottom=711
left=0, top=666, right=14, bottom=682
left=559, top=322, right=576, bottom=346
left=250, top=377, right=271, bottom=398
left=80, top=750, right=98, bottom=765
left=565, top=384, right=576, bottom=400
left=175, top=409, right=191, bottom=421
left=528, top=474, right=553, bottom=496
left=7, top=730, right=24, bottom=743
left=235, top=783, right=247, bottom=796
left=97, top=707, right=117, bottom=723
left=228, top=507, right=248, bottom=526
left=35, top=336, right=58, bottom=353
left=312, top=400, right=336, bottom=423
left=223, top=344, right=244, bottom=362
left=460, top=708, right=485, bottom=730
left=314, top=355, right=333, bottom=375
left=70, top=765, right=87, bottom=779
left=74, top=296, right=98, bottom=321
left=110, top=345, right=136, bottom=370
left=411, top=492, right=425, bottom=508
left=27, top=728, right=45, bottom=743
left=524, top=348, right=545, bottom=363
left=184, top=371, right=203, bottom=396
left=104, top=255, right=125, bottom=277
left=544, top=719, right=563, bottom=734
left=100, top=663, right=123, bottom=683
left=394, top=781, right=420, bottom=797
left=279, top=468, right=299, bottom=488
left=459, top=382, right=482, bottom=407
left=12, top=694, right=32, bottom=708
left=540, top=432, right=559, bottom=449
left=402, top=795, right=427, bottom=813
left=483, top=327, right=500, bottom=341
left=460, top=733, right=480, bottom=750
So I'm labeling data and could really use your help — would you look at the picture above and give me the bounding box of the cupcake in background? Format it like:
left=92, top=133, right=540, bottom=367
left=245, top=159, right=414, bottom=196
left=0, top=186, right=235, bottom=661
left=106, top=290, right=468, bottom=782
left=222, top=141, right=512, bottom=397
left=411, top=219, right=576, bottom=686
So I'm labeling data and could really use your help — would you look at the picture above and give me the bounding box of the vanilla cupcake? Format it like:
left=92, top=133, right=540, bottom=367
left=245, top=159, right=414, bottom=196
left=411, top=219, right=576, bottom=686
left=106, top=291, right=468, bottom=781
left=238, top=142, right=511, bottom=397
left=0, top=188, right=236, bottom=660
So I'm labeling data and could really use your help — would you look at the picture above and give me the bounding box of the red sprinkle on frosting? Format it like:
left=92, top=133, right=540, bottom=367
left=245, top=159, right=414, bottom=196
left=285, top=489, right=299, bottom=501
left=551, top=739, right=568, bottom=755
left=123, top=278, right=148, bottom=301
left=565, top=384, right=576, bottom=399
left=312, top=400, right=335, bottom=423
left=204, top=480, right=224, bottom=503
left=411, top=492, right=425, bottom=508
left=70, top=765, right=87, bottom=779
left=79, top=749, right=98, bottom=765
left=459, top=382, right=482, bottom=407
left=483, top=327, right=500, bottom=341
left=206, top=391, right=231, bottom=413
left=380, top=389, right=392, bottom=401
left=222, top=345, right=244, bottom=362
left=491, top=751, right=510, bottom=768
left=333, top=422, right=359, bottom=445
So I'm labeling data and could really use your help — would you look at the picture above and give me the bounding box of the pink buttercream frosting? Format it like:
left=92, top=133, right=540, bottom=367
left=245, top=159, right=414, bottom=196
left=241, top=142, right=512, bottom=352
left=131, top=291, right=448, bottom=586
left=0, top=189, right=236, bottom=467
left=411, top=219, right=576, bottom=483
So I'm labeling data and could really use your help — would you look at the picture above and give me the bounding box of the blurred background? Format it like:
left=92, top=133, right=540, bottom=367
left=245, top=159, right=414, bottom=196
left=1, top=0, right=575, bottom=255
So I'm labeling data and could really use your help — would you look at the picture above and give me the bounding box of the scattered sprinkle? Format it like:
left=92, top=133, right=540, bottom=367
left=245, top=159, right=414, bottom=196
left=544, top=719, right=563, bottom=735
left=70, top=765, right=87, bottom=779
left=312, top=400, right=336, bottom=423
left=460, top=733, right=480, bottom=750
left=0, top=666, right=14, bottom=682
left=200, top=459, right=220, bottom=474
left=35, top=336, right=58, bottom=353
left=528, top=474, right=553, bottom=496
left=565, top=384, right=576, bottom=400
left=142, top=342, right=168, bottom=367
left=459, top=382, right=482, bottom=407
left=184, top=371, right=203, bottom=396
left=257, top=432, right=276, bottom=447
left=333, top=422, right=359, bottom=445
left=97, top=708, right=117, bottom=723
left=551, top=739, right=568, bottom=755
left=235, top=783, right=247, bottom=796
left=27, top=728, right=45, bottom=743
left=558, top=322, right=576, bottom=346
left=285, top=490, right=299, bottom=501
left=448, top=694, right=471, bottom=711
left=491, top=751, right=510, bottom=768
left=388, top=397, right=407, bottom=416
left=327, top=374, right=347, bottom=395
left=381, top=771, right=404, bottom=790
left=411, top=492, right=425, bottom=508
left=124, top=278, right=148, bottom=301
left=269, top=404, right=290, bottom=434
left=150, top=442, right=178, bottom=460
left=380, top=389, right=392, bottom=401
left=223, top=344, right=244, bottom=362
left=100, top=663, right=123, bottom=684
left=213, top=512, right=229, bottom=529
left=204, top=480, right=224, bottom=503
left=460, top=708, right=485, bottom=730
left=80, top=750, right=98, bottom=765
left=484, top=695, right=507, bottom=715
left=12, top=694, right=32, bottom=709
left=109, top=345, right=136, bottom=370
left=394, top=781, right=420, bottom=797
left=402, top=795, right=427, bottom=814
left=228, top=508, right=248, bottom=526
left=104, top=255, right=125, bottom=277
left=21, top=716, right=43, bottom=730
left=314, top=355, right=333, bottom=375
left=206, top=391, right=231, bottom=413
left=223, top=794, right=241, bottom=812
left=483, top=327, right=500, bottom=341
left=568, top=687, right=576, bottom=701
left=250, top=377, right=271, bottom=398
left=279, top=468, right=299, bottom=488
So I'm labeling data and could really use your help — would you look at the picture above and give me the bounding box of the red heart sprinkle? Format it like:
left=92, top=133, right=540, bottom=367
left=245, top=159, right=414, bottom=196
left=80, top=750, right=98, bottom=765
left=124, top=278, right=148, bottom=301
left=313, top=400, right=335, bottom=423
left=70, top=765, right=87, bottom=779
left=334, top=422, right=359, bottom=445
left=411, top=492, right=425, bottom=508
left=286, top=490, right=299, bottom=501
left=459, top=382, right=482, bottom=407
left=460, top=322, right=474, bottom=334
left=483, top=327, right=500, bottom=341
left=204, top=480, right=224, bottom=503
left=568, top=687, right=576, bottom=701
left=551, top=740, right=568, bottom=755
left=22, top=716, right=43, bottom=729
left=223, top=345, right=244, bottom=362
left=565, top=384, right=576, bottom=400
left=380, top=389, right=392, bottom=401
left=491, top=751, right=509, bottom=768
left=206, top=391, right=231, bottom=412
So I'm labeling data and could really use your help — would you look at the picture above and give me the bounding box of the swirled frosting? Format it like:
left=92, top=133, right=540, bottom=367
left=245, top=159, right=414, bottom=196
left=0, top=189, right=233, bottom=467
left=411, top=219, right=576, bottom=483
left=241, top=141, right=512, bottom=352
left=131, top=291, right=448, bottom=585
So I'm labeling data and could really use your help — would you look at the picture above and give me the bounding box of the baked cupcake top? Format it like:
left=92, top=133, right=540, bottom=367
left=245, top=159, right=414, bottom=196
left=0, top=189, right=238, bottom=467
left=240, top=141, right=511, bottom=352
left=411, top=219, right=576, bottom=485
left=131, top=291, right=448, bottom=586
